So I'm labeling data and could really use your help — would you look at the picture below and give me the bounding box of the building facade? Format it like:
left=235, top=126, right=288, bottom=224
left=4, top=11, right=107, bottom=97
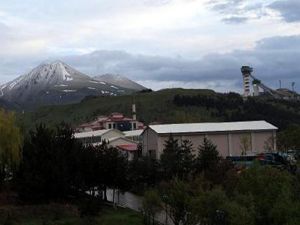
left=74, top=129, right=139, bottom=160
left=76, top=112, right=144, bottom=132
left=141, top=121, right=278, bottom=159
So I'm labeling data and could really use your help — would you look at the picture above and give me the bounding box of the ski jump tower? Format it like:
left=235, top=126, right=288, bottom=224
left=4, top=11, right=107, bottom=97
left=240, top=66, right=299, bottom=99
left=241, top=66, right=253, bottom=97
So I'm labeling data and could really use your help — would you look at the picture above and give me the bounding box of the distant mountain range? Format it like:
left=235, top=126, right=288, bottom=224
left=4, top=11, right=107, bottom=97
left=94, top=74, right=146, bottom=91
left=0, top=61, right=146, bottom=109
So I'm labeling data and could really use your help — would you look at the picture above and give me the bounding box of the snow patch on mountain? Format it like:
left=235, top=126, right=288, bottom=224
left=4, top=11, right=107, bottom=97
left=110, top=85, right=118, bottom=89
left=55, top=84, right=68, bottom=87
left=56, top=62, right=73, bottom=81
left=62, top=89, right=77, bottom=93
left=0, top=84, right=7, bottom=97
left=94, top=74, right=146, bottom=91
left=8, top=76, right=24, bottom=90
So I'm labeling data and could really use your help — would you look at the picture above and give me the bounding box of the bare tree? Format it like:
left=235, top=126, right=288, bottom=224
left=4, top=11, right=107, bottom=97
left=240, top=134, right=251, bottom=156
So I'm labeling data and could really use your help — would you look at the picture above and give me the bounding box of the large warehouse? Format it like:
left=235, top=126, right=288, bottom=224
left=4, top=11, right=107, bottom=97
left=141, top=120, right=278, bottom=159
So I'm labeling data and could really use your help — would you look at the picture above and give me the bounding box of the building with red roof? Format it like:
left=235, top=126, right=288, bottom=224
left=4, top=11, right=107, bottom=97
left=77, top=112, right=144, bottom=132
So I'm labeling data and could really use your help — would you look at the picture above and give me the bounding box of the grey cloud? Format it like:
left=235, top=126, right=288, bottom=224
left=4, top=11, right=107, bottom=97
left=208, top=0, right=267, bottom=23
left=59, top=35, right=300, bottom=92
left=222, top=16, right=249, bottom=24
left=269, top=0, right=300, bottom=22
left=209, top=0, right=245, bottom=14
left=1, top=35, right=300, bottom=93
left=256, top=36, right=300, bottom=50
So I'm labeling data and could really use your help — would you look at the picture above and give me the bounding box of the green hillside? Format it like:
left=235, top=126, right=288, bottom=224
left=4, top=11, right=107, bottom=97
left=18, top=88, right=300, bottom=132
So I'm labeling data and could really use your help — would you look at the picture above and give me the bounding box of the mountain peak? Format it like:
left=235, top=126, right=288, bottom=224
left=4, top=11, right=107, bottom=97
left=0, top=61, right=131, bottom=108
left=26, top=60, right=75, bottom=83
left=36, top=60, right=70, bottom=71
left=49, top=60, right=69, bottom=67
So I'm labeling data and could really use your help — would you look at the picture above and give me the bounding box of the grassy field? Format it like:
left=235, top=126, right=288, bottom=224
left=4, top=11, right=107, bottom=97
left=0, top=203, right=143, bottom=225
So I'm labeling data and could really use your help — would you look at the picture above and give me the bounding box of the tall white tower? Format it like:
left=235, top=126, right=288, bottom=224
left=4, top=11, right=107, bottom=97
left=132, top=103, right=137, bottom=120
left=241, top=66, right=253, bottom=97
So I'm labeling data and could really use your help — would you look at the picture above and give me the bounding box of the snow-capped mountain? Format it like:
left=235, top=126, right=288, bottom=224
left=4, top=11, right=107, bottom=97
left=94, top=74, right=146, bottom=91
left=0, top=61, right=130, bottom=108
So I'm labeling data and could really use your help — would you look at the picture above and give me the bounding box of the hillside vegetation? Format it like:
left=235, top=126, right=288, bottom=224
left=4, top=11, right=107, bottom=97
left=19, top=88, right=300, bottom=131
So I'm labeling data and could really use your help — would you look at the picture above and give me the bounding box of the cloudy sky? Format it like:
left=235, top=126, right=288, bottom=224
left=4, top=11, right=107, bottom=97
left=0, top=0, right=300, bottom=92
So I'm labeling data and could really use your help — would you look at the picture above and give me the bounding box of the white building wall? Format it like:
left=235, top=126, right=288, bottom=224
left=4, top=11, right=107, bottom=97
left=142, top=129, right=276, bottom=159
left=102, top=130, right=124, bottom=142
left=142, top=128, right=159, bottom=158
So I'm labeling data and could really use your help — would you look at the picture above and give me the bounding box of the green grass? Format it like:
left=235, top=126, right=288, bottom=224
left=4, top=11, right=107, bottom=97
left=97, top=207, right=143, bottom=225
left=0, top=204, right=143, bottom=225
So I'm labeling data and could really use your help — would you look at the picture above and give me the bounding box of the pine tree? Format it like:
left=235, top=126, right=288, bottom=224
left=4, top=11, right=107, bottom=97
left=195, top=137, right=220, bottom=174
left=160, top=134, right=181, bottom=179
left=161, top=135, right=195, bottom=179
left=178, top=139, right=195, bottom=180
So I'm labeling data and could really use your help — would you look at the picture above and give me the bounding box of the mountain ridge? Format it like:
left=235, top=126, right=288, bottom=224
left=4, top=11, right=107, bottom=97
left=93, top=74, right=146, bottom=91
left=0, top=61, right=133, bottom=109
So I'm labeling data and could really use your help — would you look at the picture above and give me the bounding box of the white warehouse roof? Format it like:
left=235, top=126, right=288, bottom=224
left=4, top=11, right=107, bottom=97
left=124, top=129, right=144, bottom=137
left=148, top=120, right=278, bottom=134
left=74, top=129, right=123, bottom=139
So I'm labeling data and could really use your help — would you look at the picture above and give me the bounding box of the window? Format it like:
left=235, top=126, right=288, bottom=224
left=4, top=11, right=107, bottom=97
left=108, top=123, right=112, bottom=129
left=113, top=123, right=116, bottom=129
left=133, top=123, right=137, bottom=130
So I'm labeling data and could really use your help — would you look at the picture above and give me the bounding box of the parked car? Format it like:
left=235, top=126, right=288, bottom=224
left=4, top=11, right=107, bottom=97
left=227, top=152, right=297, bottom=173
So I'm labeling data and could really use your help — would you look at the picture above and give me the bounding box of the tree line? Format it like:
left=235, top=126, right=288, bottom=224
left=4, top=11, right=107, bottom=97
left=143, top=135, right=300, bottom=225
left=0, top=109, right=235, bottom=203
left=2, top=108, right=300, bottom=225
left=173, top=93, right=300, bottom=131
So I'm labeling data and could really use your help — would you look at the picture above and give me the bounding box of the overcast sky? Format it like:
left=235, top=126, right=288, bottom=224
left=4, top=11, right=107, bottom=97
left=0, top=0, right=300, bottom=92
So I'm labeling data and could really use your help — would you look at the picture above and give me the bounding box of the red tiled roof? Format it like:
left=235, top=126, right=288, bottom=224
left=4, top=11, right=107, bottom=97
left=77, top=112, right=142, bottom=131
left=117, top=144, right=138, bottom=152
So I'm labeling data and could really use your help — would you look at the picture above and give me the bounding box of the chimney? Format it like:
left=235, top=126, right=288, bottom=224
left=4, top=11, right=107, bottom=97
left=132, top=103, right=137, bottom=120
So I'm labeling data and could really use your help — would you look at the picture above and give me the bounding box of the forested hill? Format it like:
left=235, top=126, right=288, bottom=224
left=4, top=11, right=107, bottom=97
left=18, top=88, right=300, bottom=131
